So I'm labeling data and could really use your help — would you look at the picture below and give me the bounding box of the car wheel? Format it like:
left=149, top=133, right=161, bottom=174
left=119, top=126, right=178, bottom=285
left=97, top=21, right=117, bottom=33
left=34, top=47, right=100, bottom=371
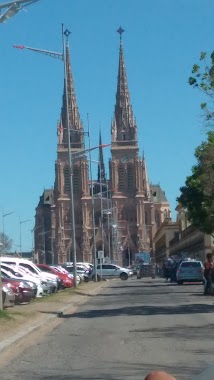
left=120, top=272, right=128, bottom=281
left=177, top=280, right=183, bottom=285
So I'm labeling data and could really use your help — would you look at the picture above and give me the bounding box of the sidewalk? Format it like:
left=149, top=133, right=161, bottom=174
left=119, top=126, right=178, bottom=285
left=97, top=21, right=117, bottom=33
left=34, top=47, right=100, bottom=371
left=0, top=281, right=108, bottom=356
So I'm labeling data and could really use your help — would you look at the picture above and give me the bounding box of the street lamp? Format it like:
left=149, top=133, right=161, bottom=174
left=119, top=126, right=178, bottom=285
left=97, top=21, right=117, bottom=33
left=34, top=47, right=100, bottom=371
left=2, top=211, right=14, bottom=255
left=90, top=160, right=105, bottom=281
left=0, top=0, right=40, bottom=23
left=14, top=27, right=77, bottom=287
left=19, top=219, right=31, bottom=257
left=13, top=28, right=110, bottom=285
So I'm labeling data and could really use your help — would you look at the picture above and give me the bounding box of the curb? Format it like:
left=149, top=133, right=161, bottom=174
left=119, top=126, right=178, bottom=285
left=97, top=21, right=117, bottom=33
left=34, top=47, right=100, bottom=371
left=0, top=281, right=109, bottom=354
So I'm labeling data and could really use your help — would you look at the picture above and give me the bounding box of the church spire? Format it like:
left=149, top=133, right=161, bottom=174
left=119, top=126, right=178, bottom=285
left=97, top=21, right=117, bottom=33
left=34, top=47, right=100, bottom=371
left=111, top=27, right=138, bottom=146
left=98, top=129, right=106, bottom=183
left=60, top=35, right=84, bottom=151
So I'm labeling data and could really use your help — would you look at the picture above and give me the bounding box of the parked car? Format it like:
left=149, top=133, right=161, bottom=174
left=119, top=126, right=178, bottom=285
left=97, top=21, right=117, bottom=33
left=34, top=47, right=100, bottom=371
left=13, top=265, right=50, bottom=295
left=1, top=267, right=38, bottom=299
left=2, top=277, right=22, bottom=304
left=2, top=276, right=34, bottom=304
left=1, top=257, right=61, bottom=293
left=37, top=264, right=74, bottom=288
left=91, top=264, right=132, bottom=281
left=1, top=263, right=43, bottom=297
left=176, top=259, right=204, bottom=284
left=136, top=263, right=156, bottom=279
left=62, top=264, right=90, bottom=282
left=2, top=285, right=15, bottom=308
left=51, top=266, right=81, bottom=285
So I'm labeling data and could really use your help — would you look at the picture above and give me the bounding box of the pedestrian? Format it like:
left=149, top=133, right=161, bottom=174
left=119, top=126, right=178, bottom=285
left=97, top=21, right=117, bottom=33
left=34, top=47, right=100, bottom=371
left=144, top=371, right=176, bottom=380
left=204, top=253, right=214, bottom=295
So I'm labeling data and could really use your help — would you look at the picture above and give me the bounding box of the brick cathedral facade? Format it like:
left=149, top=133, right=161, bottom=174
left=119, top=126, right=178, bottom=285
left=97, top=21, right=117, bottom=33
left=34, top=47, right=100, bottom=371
left=34, top=31, right=170, bottom=266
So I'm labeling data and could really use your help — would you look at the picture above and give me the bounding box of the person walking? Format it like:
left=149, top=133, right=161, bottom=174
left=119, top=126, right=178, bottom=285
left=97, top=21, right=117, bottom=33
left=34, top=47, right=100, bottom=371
left=204, top=253, right=214, bottom=295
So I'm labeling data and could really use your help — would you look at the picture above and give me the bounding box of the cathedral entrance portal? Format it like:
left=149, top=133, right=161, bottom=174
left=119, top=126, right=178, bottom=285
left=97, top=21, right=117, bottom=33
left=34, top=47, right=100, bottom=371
left=122, top=248, right=133, bottom=267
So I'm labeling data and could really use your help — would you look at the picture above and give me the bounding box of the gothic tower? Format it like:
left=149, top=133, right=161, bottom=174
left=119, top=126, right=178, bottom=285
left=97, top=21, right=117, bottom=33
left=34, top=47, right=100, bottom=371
left=35, top=28, right=171, bottom=266
left=53, top=36, right=90, bottom=264
left=109, top=28, right=154, bottom=264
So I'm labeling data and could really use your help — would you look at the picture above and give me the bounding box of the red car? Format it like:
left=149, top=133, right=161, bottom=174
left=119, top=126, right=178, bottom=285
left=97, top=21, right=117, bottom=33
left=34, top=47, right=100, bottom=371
left=2, top=277, right=34, bottom=304
left=37, top=264, right=74, bottom=288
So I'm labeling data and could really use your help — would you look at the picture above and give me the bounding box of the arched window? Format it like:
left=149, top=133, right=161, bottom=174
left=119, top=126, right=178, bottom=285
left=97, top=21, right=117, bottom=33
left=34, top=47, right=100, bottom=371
left=145, top=211, right=148, bottom=225
left=155, top=211, right=160, bottom=227
left=164, top=209, right=168, bottom=219
left=127, top=164, right=134, bottom=191
left=118, top=165, right=125, bottom=192
left=64, top=167, right=70, bottom=193
left=73, top=166, right=80, bottom=194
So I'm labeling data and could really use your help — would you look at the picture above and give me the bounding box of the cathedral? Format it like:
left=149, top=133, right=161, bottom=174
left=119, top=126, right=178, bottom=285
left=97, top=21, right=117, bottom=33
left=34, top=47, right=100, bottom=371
left=34, top=29, right=170, bottom=266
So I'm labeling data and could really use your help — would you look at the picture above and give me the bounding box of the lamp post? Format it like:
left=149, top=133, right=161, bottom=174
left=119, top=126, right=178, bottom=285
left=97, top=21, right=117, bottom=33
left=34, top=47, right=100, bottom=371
left=13, top=28, right=78, bottom=286
left=2, top=211, right=14, bottom=255
left=71, top=146, right=110, bottom=277
left=19, top=219, right=31, bottom=257
left=91, top=160, right=105, bottom=281
left=87, top=115, right=97, bottom=281
left=13, top=30, right=110, bottom=284
left=0, top=242, right=3, bottom=310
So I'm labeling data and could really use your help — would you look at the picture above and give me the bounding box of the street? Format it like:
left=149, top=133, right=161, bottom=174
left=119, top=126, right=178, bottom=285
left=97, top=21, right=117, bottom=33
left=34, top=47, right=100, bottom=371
left=1, top=278, right=214, bottom=380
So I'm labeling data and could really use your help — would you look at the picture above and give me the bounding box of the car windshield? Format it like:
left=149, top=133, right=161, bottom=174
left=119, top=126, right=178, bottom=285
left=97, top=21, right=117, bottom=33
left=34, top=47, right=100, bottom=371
left=180, top=262, right=201, bottom=268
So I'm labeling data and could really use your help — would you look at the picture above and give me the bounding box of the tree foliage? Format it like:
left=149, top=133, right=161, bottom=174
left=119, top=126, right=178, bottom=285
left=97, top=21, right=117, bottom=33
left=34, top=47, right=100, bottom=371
left=178, top=131, right=214, bottom=236
left=0, top=232, right=13, bottom=252
left=189, top=51, right=214, bottom=128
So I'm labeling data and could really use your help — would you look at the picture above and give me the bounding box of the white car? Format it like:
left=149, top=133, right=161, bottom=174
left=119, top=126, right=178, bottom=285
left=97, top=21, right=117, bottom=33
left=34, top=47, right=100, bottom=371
left=92, top=264, right=132, bottom=281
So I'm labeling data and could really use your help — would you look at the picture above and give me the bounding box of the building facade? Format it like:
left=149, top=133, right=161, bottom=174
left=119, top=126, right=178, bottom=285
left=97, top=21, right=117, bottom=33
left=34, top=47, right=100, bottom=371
left=154, top=204, right=214, bottom=265
left=35, top=31, right=171, bottom=265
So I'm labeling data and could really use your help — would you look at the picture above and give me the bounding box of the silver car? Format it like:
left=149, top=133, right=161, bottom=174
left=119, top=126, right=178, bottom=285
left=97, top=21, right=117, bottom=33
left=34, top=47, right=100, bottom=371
left=92, top=264, right=132, bottom=281
left=176, top=259, right=204, bottom=284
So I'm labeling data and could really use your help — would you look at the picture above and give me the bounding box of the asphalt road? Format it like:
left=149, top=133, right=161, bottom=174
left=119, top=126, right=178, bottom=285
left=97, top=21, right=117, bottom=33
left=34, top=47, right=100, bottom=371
left=1, top=278, right=214, bottom=380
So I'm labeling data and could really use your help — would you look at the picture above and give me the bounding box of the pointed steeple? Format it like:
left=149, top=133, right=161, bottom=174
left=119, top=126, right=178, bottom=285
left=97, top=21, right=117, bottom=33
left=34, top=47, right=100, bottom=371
left=61, top=37, right=84, bottom=151
left=98, top=129, right=106, bottom=183
left=112, top=27, right=138, bottom=146
left=142, top=155, right=151, bottom=200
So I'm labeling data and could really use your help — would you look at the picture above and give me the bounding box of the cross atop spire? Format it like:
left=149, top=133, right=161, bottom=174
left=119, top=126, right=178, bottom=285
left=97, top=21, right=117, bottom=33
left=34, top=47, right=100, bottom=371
left=64, top=29, right=71, bottom=39
left=117, top=26, right=124, bottom=40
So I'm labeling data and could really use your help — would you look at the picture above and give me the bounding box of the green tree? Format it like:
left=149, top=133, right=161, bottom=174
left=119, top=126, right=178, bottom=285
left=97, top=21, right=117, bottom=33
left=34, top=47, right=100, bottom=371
left=178, top=132, right=214, bottom=236
left=189, top=51, right=214, bottom=129
left=0, top=232, right=13, bottom=252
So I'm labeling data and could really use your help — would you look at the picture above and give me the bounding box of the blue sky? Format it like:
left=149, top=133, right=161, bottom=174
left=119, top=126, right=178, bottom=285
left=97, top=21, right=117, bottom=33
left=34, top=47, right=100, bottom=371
left=0, top=0, right=213, bottom=252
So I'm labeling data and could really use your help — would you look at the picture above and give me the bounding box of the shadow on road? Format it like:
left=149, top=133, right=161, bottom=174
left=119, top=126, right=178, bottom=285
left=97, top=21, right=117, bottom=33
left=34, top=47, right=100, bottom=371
left=61, top=303, right=214, bottom=319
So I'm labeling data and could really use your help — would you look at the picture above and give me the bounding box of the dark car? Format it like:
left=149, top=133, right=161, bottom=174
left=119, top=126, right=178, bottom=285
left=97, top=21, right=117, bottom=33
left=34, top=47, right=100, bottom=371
left=136, top=263, right=156, bottom=279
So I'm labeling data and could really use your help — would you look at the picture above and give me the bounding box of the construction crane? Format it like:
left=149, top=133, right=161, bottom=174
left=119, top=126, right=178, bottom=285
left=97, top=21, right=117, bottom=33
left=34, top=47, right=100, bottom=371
left=0, top=0, right=40, bottom=23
